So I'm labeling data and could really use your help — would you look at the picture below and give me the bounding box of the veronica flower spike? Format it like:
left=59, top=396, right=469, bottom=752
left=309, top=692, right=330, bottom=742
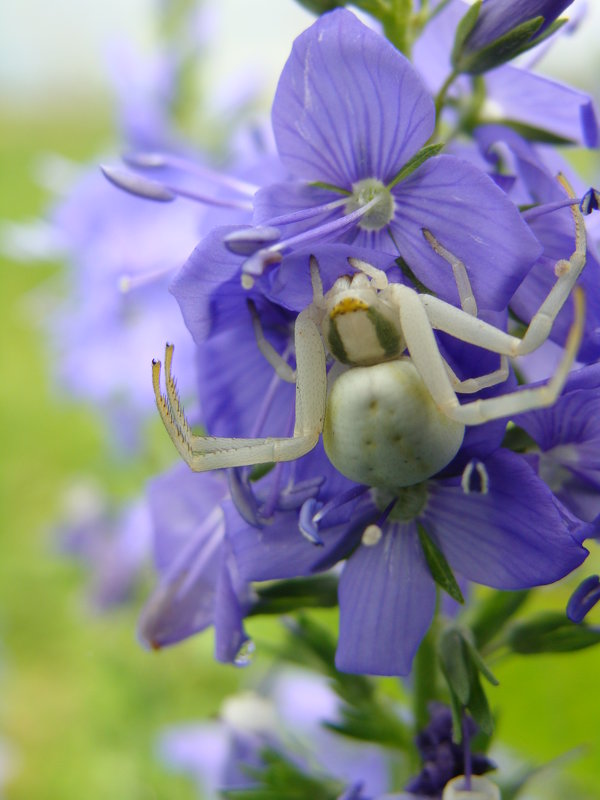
left=238, top=8, right=541, bottom=313
left=153, top=182, right=585, bottom=478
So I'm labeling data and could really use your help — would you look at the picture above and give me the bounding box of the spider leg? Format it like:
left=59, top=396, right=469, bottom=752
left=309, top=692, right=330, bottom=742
left=394, top=283, right=584, bottom=425
left=152, top=310, right=326, bottom=471
left=347, top=256, right=389, bottom=290
left=247, top=299, right=296, bottom=383
left=422, top=228, right=477, bottom=316
left=444, top=355, right=509, bottom=394
left=443, top=289, right=584, bottom=424
left=421, top=175, right=586, bottom=358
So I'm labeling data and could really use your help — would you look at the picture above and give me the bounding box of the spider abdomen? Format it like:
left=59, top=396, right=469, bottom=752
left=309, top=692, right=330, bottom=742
left=323, top=360, right=465, bottom=489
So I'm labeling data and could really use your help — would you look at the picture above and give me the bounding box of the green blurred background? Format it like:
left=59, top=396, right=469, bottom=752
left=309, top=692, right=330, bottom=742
left=1, top=1, right=600, bottom=798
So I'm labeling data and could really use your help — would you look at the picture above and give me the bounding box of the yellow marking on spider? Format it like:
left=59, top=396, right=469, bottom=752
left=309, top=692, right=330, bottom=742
left=330, top=297, right=369, bottom=318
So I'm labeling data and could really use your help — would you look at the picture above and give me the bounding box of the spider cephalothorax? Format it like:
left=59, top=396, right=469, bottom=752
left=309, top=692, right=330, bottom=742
left=153, top=178, right=585, bottom=491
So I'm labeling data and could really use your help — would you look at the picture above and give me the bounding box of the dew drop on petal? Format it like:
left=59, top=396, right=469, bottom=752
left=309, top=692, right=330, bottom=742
left=234, top=638, right=256, bottom=667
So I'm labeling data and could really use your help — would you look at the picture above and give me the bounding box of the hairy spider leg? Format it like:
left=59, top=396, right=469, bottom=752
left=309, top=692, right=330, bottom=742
left=152, top=309, right=327, bottom=471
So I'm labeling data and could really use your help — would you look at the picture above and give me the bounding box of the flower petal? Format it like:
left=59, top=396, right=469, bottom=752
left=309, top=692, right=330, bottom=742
left=392, top=155, right=542, bottom=310
left=485, top=66, right=599, bottom=147
left=272, top=9, right=434, bottom=185
left=170, top=226, right=247, bottom=343
left=196, top=299, right=296, bottom=438
left=336, top=524, right=436, bottom=675
left=138, top=467, right=229, bottom=648
left=422, top=449, right=587, bottom=589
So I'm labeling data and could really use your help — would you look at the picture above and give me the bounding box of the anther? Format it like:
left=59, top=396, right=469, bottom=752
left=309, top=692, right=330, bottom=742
left=362, top=524, right=383, bottom=546
left=580, top=188, right=600, bottom=215
left=101, top=165, right=175, bottom=202
left=461, top=460, right=489, bottom=495
left=299, top=498, right=325, bottom=546
left=224, top=227, right=281, bottom=256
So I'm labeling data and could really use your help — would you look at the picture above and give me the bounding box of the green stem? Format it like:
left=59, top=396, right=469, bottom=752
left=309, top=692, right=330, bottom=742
left=412, top=610, right=439, bottom=733
left=381, top=0, right=414, bottom=56
left=434, top=69, right=458, bottom=121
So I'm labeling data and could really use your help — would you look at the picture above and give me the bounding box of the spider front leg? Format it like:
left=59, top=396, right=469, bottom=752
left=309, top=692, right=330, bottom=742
left=152, top=309, right=327, bottom=471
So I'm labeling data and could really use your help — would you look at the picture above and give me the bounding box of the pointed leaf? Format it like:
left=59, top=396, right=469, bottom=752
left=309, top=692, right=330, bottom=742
left=418, top=524, right=464, bottom=604
left=439, top=628, right=471, bottom=704
left=458, top=16, right=544, bottom=74
left=507, top=612, right=600, bottom=654
left=470, top=588, right=530, bottom=648
left=248, top=576, right=339, bottom=617
left=451, top=0, right=482, bottom=66
left=467, top=667, right=494, bottom=736
left=388, top=143, right=445, bottom=189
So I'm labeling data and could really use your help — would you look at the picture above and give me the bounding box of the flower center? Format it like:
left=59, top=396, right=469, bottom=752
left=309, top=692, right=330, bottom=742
left=373, top=483, right=429, bottom=523
left=345, top=178, right=395, bottom=231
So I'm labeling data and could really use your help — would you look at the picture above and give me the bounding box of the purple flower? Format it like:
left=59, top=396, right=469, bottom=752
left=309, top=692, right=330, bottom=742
left=413, top=0, right=598, bottom=147
left=514, top=364, right=600, bottom=525
left=405, top=704, right=495, bottom=798
left=566, top=575, right=600, bottom=623
left=158, top=674, right=390, bottom=798
left=50, top=167, right=201, bottom=431
left=138, top=464, right=251, bottom=663
left=243, top=8, right=540, bottom=312
left=158, top=693, right=276, bottom=797
left=57, top=484, right=151, bottom=610
left=472, top=125, right=600, bottom=363
left=229, top=442, right=586, bottom=676
left=463, top=0, right=574, bottom=56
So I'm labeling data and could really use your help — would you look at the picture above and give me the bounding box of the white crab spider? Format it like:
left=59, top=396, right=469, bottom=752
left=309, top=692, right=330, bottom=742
left=153, top=180, right=585, bottom=491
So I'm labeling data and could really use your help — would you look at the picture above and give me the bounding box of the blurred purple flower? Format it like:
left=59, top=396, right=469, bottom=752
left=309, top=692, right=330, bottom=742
left=58, top=483, right=151, bottom=610
left=413, top=0, right=598, bottom=147
left=158, top=673, right=390, bottom=798
left=515, top=363, right=600, bottom=526
left=138, top=464, right=251, bottom=663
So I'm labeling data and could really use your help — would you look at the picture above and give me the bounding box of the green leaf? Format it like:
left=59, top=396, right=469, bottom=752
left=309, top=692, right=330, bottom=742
left=248, top=462, right=276, bottom=481
left=439, top=627, right=497, bottom=736
left=278, top=615, right=410, bottom=751
left=283, top=615, right=374, bottom=705
left=291, top=0, right=345, bottom=15
left=248, top=576, right=339, bottom=617
left=387, top=143, right=444, bottom=189
left=482, top=119, right=575, bottom=145
left=450, top=0, right=482, bottom=66
left=324, top=702, right=410, bottom=750
left=308, top=181, right=351, bottom=195
left=394, top=255, right=435, bottom=296
left=506, top=612, right=600, bottom=654
left=222, top=747, right=343, bottom=800
left=467, top=668, right=494, bottom=736
left=417, top=524, right=464, bottom=604
left=470, top=588, right=530, bottom=647
left=439, top=628, right=471, bottom=704
left=464, top=639, right=499, bottom=687
left=457, top=16, right=544, bottom=74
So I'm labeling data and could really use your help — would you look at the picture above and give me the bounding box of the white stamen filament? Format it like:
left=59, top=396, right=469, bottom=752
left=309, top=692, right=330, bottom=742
left=461, top=460, right=489, bottom=495
left=125, top=151, right=260, bottom=196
